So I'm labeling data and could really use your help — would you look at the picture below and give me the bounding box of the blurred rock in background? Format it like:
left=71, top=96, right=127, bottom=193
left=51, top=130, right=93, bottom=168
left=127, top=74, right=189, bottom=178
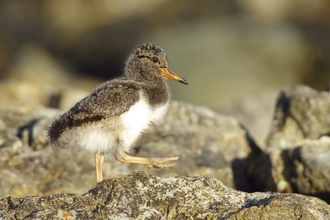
left=248, top=85, right=330, bottom=202
left=0, top=0, right=329, bottom=145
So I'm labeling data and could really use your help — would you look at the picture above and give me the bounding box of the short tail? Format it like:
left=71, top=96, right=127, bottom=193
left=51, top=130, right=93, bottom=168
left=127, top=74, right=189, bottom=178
left=47, top=114, right=70, bottom=147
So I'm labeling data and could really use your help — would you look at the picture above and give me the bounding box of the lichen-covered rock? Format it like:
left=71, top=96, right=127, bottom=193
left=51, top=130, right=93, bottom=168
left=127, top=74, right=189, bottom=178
left=0, top=172, right=329, bottom=219
left=0, top=98, right=257, bottom=197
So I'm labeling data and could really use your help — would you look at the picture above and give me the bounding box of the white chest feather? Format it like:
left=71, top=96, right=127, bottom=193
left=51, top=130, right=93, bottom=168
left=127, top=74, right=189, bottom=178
left=120, top=91, right=168, bottom=147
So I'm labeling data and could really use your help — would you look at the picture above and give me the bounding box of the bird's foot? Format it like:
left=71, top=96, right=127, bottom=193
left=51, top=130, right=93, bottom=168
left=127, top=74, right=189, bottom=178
left=147, top=156, right=179, bottom=168
left=115, top=151, right=179, bottom=168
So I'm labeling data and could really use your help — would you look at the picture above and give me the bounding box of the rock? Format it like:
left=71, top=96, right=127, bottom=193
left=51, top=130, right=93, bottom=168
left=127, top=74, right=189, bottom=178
left=0, top=79, right=257, bottom=197
left=0, top=104, right=58, bottom=129
left=0, top=79, right=56, bottom=108
left=221, top=90, right=278, bottom=147
left=2, top=80, right=330, bottom=216
left=266, top=85, right=330, bottom=150
left=249, top=85, right=330, bottom=202
left=0, top=99, right=257, bottom=197
left=250, top=136, right=330, bottom=202
left=0, top=79, right=89, bottom=110
left=0, top=172, right=329, bottom=219
left=134, top=101, right=257, bottom=192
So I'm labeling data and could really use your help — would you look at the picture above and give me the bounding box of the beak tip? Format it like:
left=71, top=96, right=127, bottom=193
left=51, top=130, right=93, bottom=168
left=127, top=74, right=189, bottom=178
left=180, top=79, right=188, bottom=85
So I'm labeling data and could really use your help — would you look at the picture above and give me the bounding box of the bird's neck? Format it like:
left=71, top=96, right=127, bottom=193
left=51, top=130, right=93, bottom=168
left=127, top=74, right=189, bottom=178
left=143, top=80, right=169, bottom=107
left=126, top=69, right=169, bottom=106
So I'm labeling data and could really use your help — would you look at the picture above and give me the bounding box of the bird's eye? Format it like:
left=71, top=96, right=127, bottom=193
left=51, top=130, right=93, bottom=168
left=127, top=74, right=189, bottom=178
left=152, top=57, right=158, bottom=63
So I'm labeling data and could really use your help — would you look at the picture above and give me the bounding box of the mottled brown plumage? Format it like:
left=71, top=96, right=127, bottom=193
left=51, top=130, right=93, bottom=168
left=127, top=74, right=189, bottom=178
left=48, top=43, right=188, bottom=183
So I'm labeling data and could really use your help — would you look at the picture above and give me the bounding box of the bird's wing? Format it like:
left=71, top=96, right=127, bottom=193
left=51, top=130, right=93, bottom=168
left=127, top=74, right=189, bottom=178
left=68, top=80, right=141, bottom=122
left=48, top=80, right=141, bottom=145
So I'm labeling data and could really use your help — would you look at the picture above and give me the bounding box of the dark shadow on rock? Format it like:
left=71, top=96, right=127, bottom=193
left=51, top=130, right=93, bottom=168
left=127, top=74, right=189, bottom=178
left=274, top=90, right=292, bottom=130
left=232, top=158, right=254, bottom=192
left=17, top=119, right=38, bottom=147
left=310, top=192, right=330, bottom=204
left=224, top=196, right=277, bottom=218
left=281, top=147, right=301, bottom=193
left=282, top=147, right=330, bottom=203
left=245, top=130, right=277, bottom=192
left=232, top=124, right=273, bottom=192
left=48, top=91, right=62, bottom=109
left=248, top=152, right=277, bottom=192
left=243, top=196, right=276, bottom=208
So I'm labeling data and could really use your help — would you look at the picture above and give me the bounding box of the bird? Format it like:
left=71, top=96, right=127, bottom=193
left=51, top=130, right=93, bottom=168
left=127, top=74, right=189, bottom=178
left=47, top=43, right=188, bottom=183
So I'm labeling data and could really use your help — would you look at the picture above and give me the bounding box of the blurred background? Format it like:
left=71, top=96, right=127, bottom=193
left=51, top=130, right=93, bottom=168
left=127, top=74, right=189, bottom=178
left=0, top=0, right=329, bottom=145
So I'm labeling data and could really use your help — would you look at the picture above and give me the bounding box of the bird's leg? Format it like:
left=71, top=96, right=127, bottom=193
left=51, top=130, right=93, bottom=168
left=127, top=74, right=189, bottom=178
left=94, top=152, right=104, bottom=184
left=115, top=150, right=179, bottom=169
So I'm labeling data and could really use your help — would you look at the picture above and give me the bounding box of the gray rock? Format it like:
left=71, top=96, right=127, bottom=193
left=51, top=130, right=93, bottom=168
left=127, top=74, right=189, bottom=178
left=0, top=100, right=257, bottom=197
left=2, top=82, right=330, bottom=218
left=266, top=85, right=330, bottom=150
left=0, top=172, right=329, bottom=219
left=134, top=101, right=256, bottom=192
left=0, top=79, right=89, bottom=110
left=250, top=137, right=330, bottom=201
left=249, top=85, right=330, bottom=202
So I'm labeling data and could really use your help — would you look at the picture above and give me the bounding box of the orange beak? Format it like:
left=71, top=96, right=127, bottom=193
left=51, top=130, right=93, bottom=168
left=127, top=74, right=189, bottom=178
left=160, top=67, right=188, bottom=85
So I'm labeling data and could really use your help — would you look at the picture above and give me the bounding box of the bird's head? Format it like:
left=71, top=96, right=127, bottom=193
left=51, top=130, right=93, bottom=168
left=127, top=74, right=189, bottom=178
left=126, top=43, right=188, bottom=85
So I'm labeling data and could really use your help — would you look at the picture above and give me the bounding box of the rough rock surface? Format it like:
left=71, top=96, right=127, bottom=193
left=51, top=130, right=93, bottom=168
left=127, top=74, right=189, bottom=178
left=135, top=101, right=257, bottom=192
left=1, top=172, right=329, bottom=220
left=249, top=85, right=330, bottom=202
left=0, top=81, right=256, bottom=197
left=266, top=85, right=330, bottom=150
left=249, top=137, right=330, bottom=200
left=1, top=81, right=330, bottom=218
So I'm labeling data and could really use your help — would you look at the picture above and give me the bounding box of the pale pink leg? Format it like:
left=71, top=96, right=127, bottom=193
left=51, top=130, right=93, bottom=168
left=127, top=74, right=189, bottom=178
left=115, top=150, right=179, bottom=168
left=94, top=152, right=104, bottom=184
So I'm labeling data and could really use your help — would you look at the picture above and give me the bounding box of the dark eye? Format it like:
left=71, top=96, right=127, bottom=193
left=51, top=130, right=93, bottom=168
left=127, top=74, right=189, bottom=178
left=152, top=57, right=158, bottom=63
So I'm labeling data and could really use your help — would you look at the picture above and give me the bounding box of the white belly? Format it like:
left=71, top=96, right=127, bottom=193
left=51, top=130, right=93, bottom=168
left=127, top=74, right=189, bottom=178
left=119, top=91, right=168, bottom=150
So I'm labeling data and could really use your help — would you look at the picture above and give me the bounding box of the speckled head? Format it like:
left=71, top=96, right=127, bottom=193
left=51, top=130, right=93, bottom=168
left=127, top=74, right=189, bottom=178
left=125, top=43, right=167, bottom=76
left=135, top=43, right=165, bottom=58
left=125, top=43, right=188, bottom=85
